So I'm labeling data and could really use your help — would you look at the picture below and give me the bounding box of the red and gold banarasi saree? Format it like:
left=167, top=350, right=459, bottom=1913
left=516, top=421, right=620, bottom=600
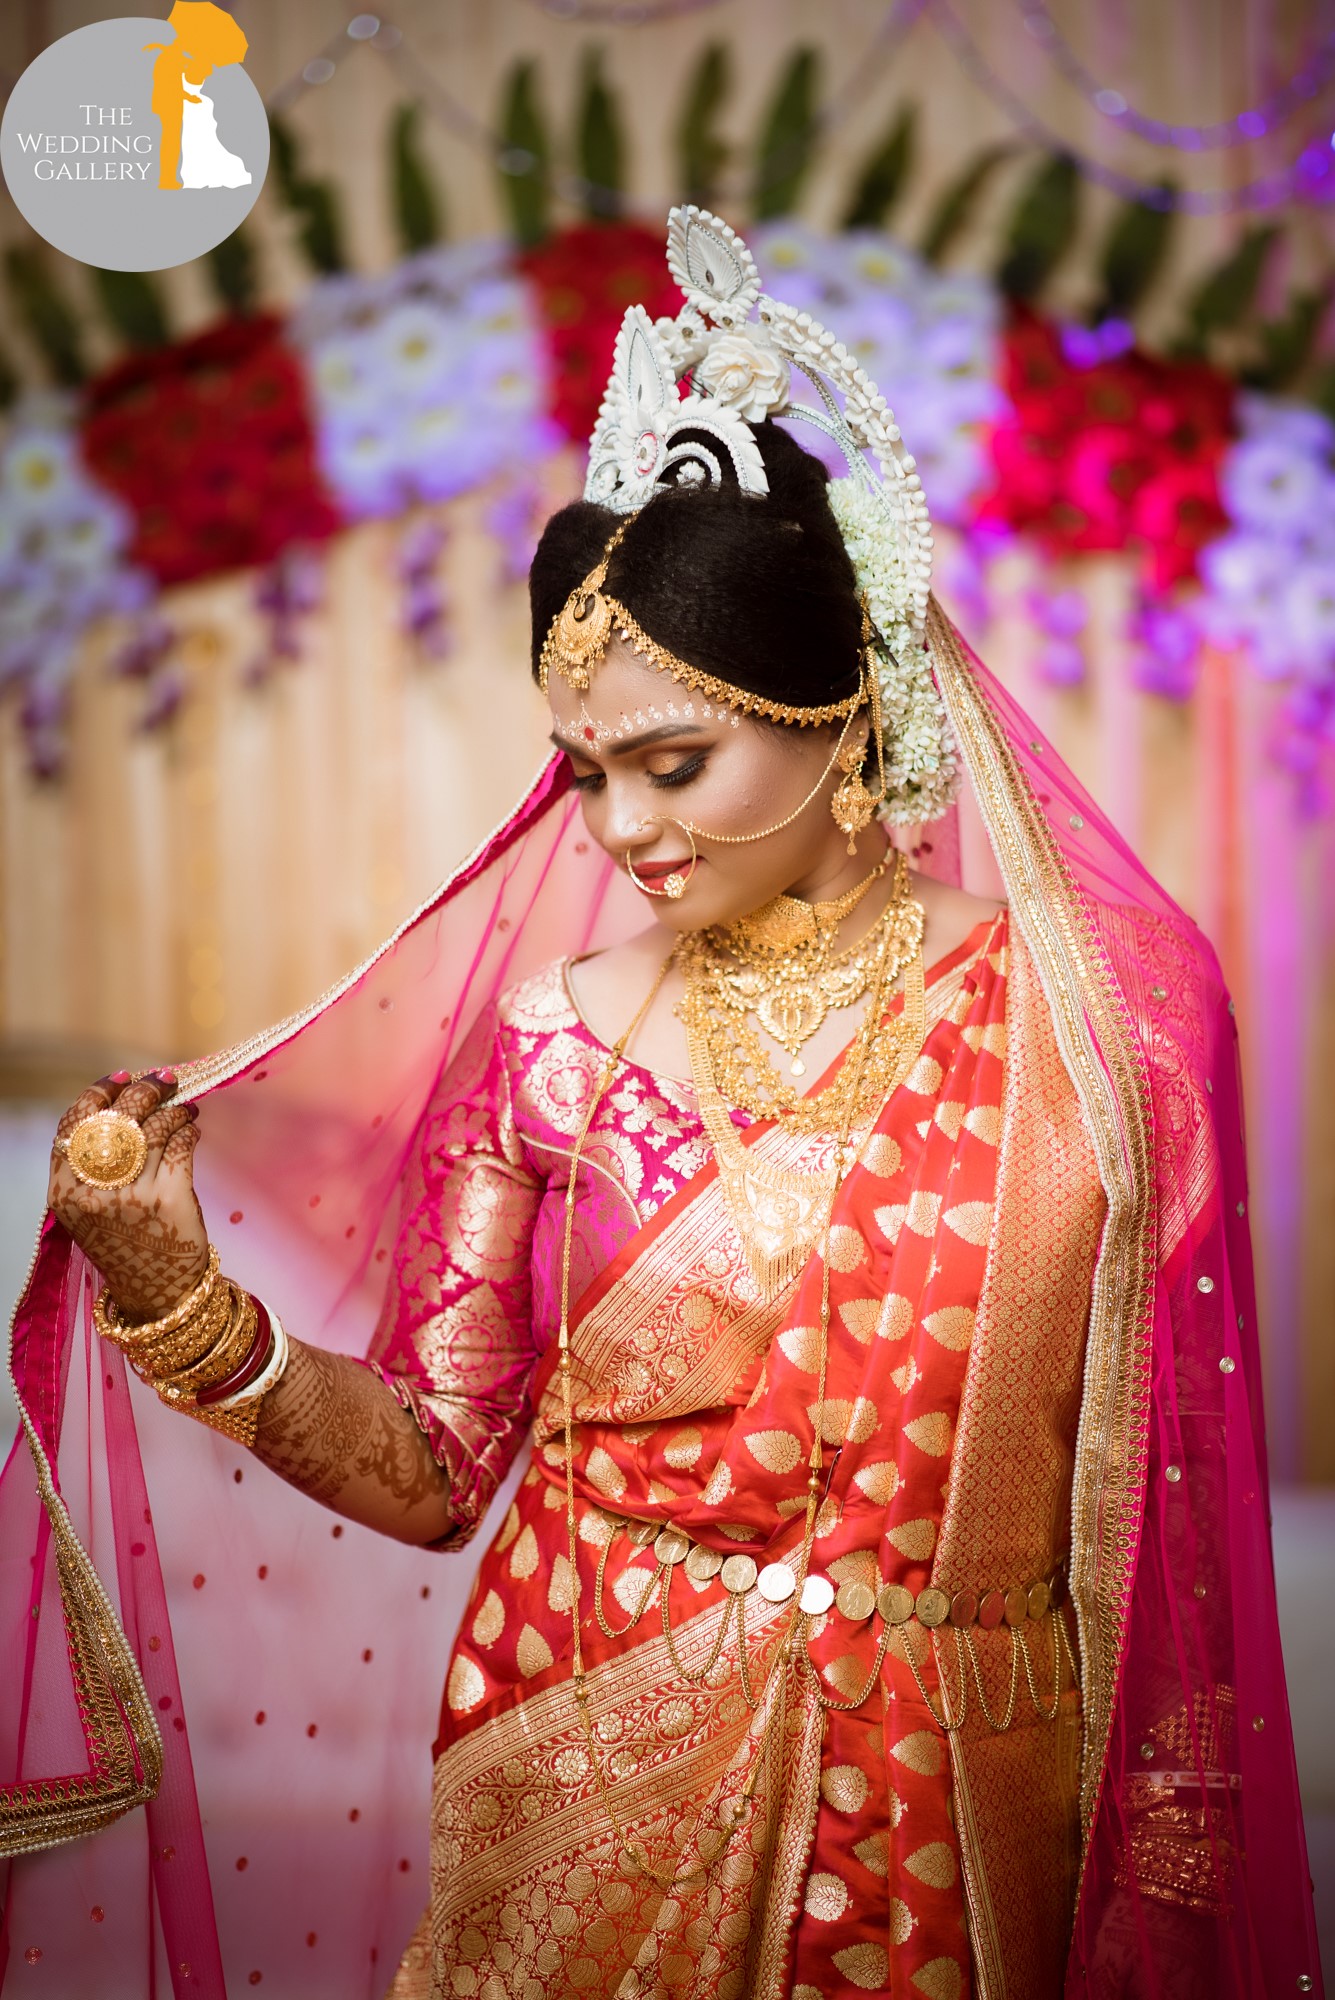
left=373, top=906, right=1104, bottom=2000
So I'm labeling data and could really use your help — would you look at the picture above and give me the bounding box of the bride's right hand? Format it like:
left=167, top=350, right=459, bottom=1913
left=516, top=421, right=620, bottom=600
left=47, top=1071, right=210, bottom=1321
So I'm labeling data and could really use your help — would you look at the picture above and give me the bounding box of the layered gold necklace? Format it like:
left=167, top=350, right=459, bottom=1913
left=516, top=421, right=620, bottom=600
left=676, top=850, right=926, bottom=1298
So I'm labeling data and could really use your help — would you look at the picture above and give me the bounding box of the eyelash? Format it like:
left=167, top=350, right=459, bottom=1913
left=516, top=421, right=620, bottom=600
left=569, top=754, right=706, bottom=794
left=651, top=754, right=705, bottom=789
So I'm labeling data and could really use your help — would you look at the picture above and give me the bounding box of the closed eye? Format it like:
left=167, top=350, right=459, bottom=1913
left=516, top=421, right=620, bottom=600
left=650, top=754, right=706, bottom=789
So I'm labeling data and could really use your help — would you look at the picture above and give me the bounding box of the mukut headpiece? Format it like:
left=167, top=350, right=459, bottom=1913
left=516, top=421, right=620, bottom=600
left=539, top=205, right=960, bottom=823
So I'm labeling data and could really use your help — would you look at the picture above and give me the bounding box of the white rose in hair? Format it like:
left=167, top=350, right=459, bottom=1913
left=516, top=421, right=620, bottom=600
left=654, top=312, right=709, bottom=375
left=696, top=334, right=791, bottom=420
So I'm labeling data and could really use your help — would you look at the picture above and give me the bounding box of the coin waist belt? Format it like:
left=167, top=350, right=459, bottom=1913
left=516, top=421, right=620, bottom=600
left=594, top=1515, right=1078, bottom=1734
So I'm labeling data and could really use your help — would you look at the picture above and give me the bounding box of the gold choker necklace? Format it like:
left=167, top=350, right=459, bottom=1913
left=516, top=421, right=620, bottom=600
left=728, top=857, right=886, bottom=961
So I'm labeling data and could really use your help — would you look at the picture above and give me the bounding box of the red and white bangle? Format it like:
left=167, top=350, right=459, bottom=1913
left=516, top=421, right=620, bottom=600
left=195, top=1298, right=290, bottom=1412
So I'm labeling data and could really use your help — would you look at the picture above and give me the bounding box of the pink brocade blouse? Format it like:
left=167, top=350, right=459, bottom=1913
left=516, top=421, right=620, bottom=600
left=364, top=959, right=753, bottom=1548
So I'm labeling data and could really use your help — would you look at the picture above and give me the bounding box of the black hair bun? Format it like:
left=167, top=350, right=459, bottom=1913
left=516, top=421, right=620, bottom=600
left=529, top=419, right=862, bottom=709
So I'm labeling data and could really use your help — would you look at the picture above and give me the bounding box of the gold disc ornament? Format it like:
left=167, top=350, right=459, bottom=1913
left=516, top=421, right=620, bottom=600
left=64, top=1110, right=148, bottom=1190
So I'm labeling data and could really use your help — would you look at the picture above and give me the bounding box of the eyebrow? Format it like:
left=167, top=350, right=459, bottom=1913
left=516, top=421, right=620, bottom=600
left=550, top=723, right=709, bottom=759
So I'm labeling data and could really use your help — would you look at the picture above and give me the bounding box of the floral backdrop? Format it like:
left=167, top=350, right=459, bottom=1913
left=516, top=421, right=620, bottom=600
left=4, top=199, right=1332, bottom=805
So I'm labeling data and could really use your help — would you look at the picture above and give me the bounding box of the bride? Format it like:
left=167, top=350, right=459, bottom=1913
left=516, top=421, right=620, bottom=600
left=4, top=205, right=1320, bottom=1998
left=179, top=60, right=251, bottom=190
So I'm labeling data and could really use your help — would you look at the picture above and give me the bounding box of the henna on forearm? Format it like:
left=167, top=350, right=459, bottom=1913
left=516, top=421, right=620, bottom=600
left=250, top=1336, right=453, bottom=1545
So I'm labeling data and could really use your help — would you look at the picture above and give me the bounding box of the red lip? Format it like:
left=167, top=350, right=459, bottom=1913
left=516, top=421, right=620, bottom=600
left=630, top=858, right=693, bottom=884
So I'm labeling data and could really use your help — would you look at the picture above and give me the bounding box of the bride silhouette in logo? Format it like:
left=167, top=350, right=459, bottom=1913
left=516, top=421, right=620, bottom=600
left=142, top=1, right=251, bottom=191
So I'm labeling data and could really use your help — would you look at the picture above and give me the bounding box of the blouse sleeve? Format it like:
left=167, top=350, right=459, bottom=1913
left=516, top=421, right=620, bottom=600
left=363, top=1000, right=544, bottom=1550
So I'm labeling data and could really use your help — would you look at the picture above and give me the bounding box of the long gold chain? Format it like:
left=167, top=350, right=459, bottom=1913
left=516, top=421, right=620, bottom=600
left=555, top=920, right=882, bottom=1890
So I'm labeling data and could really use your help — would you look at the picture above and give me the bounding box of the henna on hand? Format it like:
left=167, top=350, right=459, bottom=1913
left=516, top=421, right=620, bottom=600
left=251, top=1337, right=452, bottom=1543
left=69, top=1189, right=208, bottom=1319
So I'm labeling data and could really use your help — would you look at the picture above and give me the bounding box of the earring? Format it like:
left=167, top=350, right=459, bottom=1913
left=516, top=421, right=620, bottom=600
left=625, top=819, right=699, bottom=900
left=830, top=735, right=877, bottom=855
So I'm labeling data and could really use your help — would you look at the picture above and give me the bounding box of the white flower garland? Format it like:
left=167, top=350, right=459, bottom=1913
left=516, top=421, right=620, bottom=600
left=827, top=477, right=961, bottom=825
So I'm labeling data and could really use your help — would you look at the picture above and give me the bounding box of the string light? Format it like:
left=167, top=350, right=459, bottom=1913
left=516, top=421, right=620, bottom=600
left=931, top=0, right=1335, bottom=214
left=263, top=4, right=1333, bottom=220
left=1015, top=0, right=1335, bottom=154
left=261, top=2, right=931, bottom=212
left=522, top=0, right=729, bottom=21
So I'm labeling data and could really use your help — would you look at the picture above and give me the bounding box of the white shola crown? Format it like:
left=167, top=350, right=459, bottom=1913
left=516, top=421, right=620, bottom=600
left=583, top=206, right=960, bottom=825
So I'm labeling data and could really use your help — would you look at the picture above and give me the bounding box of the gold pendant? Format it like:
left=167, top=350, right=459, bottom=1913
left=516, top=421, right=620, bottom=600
left=685, top=938, right=929, bottom=1300
left=754, top=982, right=828, bottom=1055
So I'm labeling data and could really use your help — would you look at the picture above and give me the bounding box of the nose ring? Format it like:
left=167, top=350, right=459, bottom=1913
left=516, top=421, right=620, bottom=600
left=625, top=818, right=699, bottom=901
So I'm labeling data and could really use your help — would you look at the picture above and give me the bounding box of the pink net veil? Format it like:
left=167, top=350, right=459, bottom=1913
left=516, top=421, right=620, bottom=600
left=2, top=608, right=1319, bottom=1997
left=1, top=762, right=644, bottom=1997
left=932, top=615, right=1320, bottom=1998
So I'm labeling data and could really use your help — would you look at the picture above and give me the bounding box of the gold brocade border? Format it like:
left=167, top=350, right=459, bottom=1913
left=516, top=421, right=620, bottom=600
left=947, top=1731, right=1006, bottom=1998
left=931, top=935, right=1103, bottom=1992
left=927, top=600, right=1157, bottom=1859
left=539, top=1123, right=807, bottom=1435
left=751, top=1680, right=827, bottom=2000
left=0, top=1292, right=163, bottom=1856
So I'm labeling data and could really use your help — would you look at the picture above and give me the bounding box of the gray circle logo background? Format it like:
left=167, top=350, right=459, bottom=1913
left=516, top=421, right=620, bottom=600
left=2, top=16, right=269, bottom=271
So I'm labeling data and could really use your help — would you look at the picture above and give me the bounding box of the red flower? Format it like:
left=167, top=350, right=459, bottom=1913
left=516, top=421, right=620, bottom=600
left=80, top=313, right=341, bottom=587
left=1131, top=458, right=1230, bottom=594
left=972, top=421, right=1062, bottom=533
left=520, top=223, right=682, bottom=444
left=1059, top=424, right=1155, bottom=552
left=974, top=304, right=1235, bottom=595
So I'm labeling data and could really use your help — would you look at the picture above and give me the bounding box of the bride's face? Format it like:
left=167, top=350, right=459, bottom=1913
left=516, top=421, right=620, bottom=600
left=548, top=640, right=875, bottom=932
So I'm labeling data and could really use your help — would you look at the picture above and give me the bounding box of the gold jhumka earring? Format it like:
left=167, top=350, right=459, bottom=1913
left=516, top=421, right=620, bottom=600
left=829, top=601, right=890, bottom=855
left=829, top=736, right=877, bottom=854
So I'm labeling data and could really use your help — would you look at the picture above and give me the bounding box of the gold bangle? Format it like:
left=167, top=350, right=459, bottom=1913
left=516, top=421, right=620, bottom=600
left=183, top=1392, right=264, bottom=1451
left=93, top=1246, right=220, bottom=1350
left=119, top=1277, right=234, bottom=1378
left=148, top=1275, right=242, bottom=1375
left=154, top=1287, right=258, bottom=1406
left=93, top=1254, right=272, bottom=1450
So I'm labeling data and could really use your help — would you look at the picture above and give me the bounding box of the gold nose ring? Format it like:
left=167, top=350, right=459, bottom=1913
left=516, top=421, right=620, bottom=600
left=625, top=818, right=699, bottom=901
